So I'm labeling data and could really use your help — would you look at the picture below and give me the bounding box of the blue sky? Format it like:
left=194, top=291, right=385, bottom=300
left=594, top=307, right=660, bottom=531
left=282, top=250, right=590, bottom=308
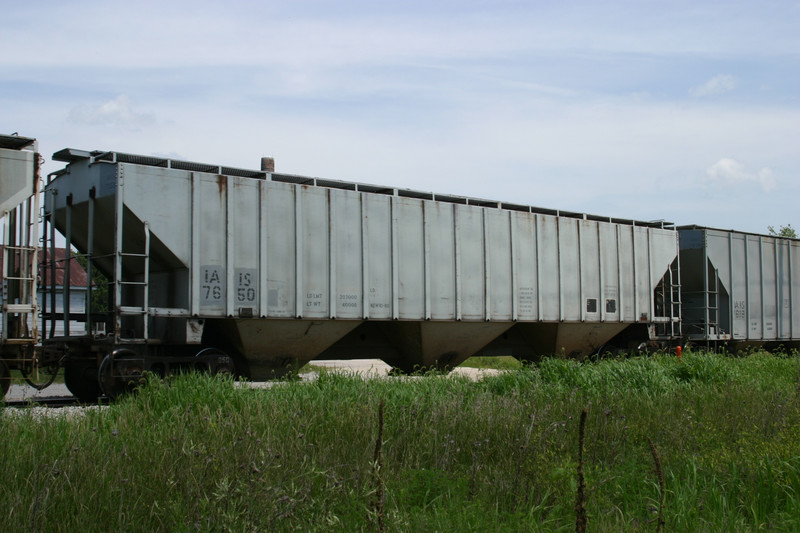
left=2, top=0, right=798, bottom=233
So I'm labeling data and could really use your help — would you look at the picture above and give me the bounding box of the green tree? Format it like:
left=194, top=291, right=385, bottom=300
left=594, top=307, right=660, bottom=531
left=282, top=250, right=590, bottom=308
left=767, top=224, right=797, bottom=238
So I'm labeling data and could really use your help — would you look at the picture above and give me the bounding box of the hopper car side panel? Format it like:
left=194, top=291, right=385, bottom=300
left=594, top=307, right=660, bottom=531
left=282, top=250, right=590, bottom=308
left=46, top=159, right=681, bottom=324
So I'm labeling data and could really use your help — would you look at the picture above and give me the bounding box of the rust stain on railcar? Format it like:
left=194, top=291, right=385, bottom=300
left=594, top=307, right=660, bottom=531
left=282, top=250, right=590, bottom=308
left=216, top=174, right=227, bottom=197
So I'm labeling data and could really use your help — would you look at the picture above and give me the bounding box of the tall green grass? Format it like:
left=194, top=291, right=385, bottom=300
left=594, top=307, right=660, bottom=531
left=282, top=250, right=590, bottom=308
left=1, top=349, right=799, bottom=532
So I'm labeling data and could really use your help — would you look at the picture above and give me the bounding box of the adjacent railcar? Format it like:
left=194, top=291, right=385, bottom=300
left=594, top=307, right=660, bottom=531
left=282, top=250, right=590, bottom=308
left=0, top=134, right=42, bottom=397
left=678, top=226, right=800, bottom=349
left=41, top=148, right=680, bottom=399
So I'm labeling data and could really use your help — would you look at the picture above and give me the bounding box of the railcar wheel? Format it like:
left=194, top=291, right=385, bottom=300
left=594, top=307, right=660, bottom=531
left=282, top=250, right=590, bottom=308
left=195, top=348, right=236, bottom=376
left=99, top=349, right=145, bottom=400
left=591, top=343, right=616, bottom=361
left=0, top=359, right=10, bottom=398
left=64, top=361, right=101, bottom=403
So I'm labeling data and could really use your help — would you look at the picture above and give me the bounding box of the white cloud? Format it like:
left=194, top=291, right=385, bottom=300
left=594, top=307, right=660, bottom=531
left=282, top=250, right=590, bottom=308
left=67, top=95, right=155, bottom=127
left=690, top=74, right=737, bottom=97
left=705, top=158, right=776, bottom=192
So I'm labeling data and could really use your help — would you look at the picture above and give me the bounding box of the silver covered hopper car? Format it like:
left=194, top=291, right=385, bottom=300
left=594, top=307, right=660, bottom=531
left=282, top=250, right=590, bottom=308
left=0, top=134, right=42, bottom=397
left=678, top=226, right=800, bottom=348
left=41, top=148, right=681, bottom=399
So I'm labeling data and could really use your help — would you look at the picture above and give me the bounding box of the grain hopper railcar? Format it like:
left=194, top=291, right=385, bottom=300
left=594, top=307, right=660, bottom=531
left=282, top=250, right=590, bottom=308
left=0, top=134, right=44, bottom=397
left=677, top=226, right=800, bottom=349
left=37, top=147, right=681, bottom=400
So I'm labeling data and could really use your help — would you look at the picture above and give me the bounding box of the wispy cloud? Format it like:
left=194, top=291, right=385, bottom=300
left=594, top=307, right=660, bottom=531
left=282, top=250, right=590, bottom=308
left=67, top=95, right=155, bottom=128
left=690, top=74, right=737, bottom=97
left=4, top=2, right=799, bottom=70
left=705, top=158, right=776, bottom=192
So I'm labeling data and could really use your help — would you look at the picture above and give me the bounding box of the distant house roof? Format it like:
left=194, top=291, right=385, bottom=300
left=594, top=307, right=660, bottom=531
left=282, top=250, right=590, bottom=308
left=40, top=248, right=90, bottom=288
left=0, top=247, right=89, bottom=288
